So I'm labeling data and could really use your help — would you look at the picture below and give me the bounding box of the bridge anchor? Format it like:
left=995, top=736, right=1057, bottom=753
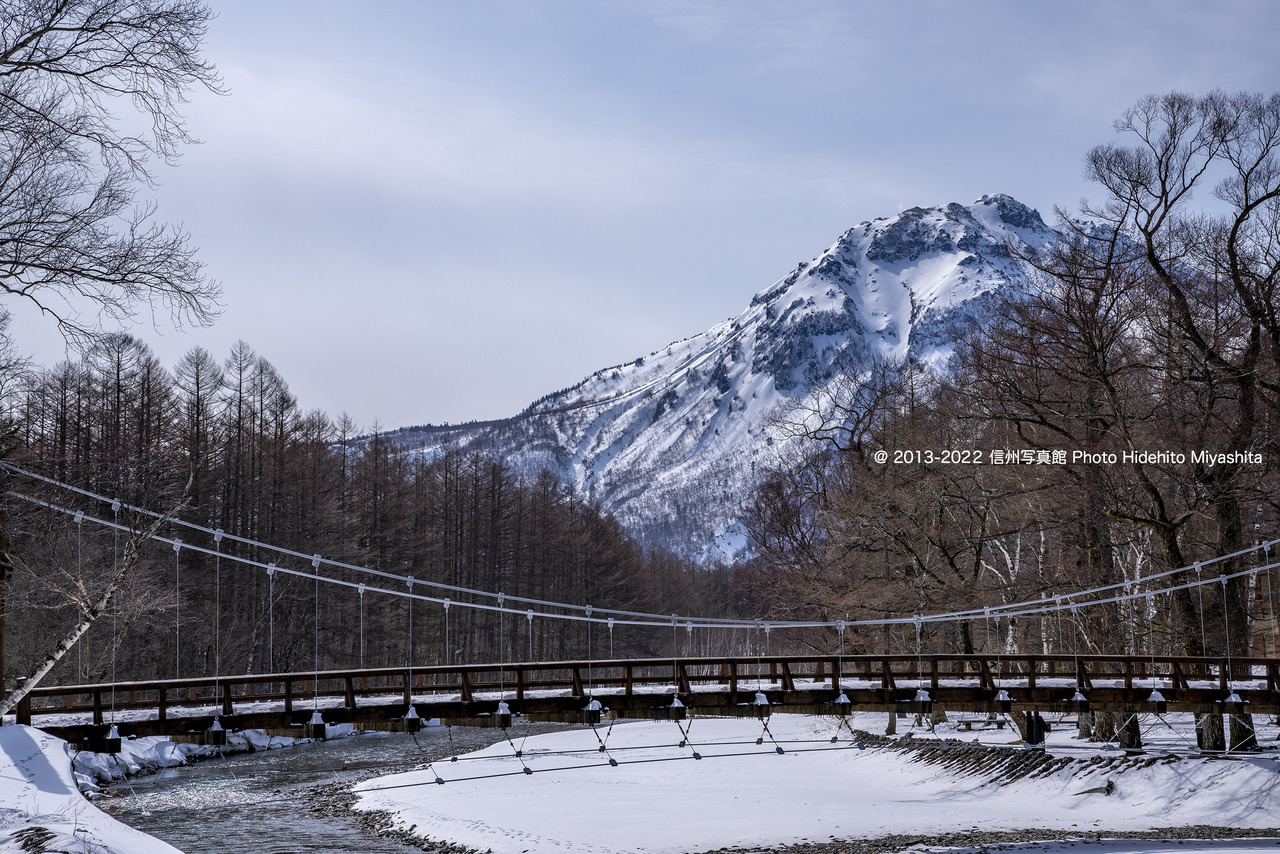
left=75, top=724, right=121, bottom=755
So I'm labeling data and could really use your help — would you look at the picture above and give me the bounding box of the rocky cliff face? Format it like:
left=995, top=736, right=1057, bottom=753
left=388, top=195, right=1054, bottom=559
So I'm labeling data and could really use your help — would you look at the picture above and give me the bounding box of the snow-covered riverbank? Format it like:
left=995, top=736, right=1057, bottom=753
left=1, top=723, right=355, bottom=853
left=353, top=714, right=1280, bottom=854
left=70, top=724, right=354, bottom=796
left=0, top=725, right=181, bottom=854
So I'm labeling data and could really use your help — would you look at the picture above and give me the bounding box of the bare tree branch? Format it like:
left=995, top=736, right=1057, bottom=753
left=0, top=0, right=223, bottom=346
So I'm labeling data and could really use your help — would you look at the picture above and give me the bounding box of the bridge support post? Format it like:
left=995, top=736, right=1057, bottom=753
left=1025, top=712, right=1047, bottom=746
left=79, top=725, right=121, bottom=755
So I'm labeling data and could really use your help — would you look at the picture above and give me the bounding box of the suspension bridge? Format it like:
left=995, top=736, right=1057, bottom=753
left=3, top=461, right=1280, bottom=756
left=15, top=651, right=1280, bottom=747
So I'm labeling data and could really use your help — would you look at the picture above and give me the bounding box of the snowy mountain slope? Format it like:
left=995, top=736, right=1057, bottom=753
left=390, top=195, right=1055, bottom=559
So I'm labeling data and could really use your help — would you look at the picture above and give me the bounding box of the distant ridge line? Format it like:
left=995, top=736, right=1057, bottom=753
left=370, top=322, right=750, bottom=446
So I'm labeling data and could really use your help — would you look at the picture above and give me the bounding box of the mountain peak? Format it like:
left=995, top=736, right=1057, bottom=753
left=975, top=193, right=1050, bottom=233
left=392, top=195, right=1052, bottom=560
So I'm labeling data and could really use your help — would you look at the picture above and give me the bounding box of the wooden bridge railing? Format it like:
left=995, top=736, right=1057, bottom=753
left=14, top=653, right=1280, bottom=739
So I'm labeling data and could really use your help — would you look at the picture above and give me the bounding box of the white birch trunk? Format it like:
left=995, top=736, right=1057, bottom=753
left=0, top=491, right=186, bottom=718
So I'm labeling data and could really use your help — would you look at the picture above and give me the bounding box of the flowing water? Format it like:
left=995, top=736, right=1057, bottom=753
left=99, top=727, right=512, bottom=853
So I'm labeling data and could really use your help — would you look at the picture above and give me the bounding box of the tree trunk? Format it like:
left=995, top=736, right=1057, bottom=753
left=1092, top=710, right=1118, bottom=742
left=1011, top=710, right=1030, bottom=742
left=1196, top=712, right=1226, bottom=753
left=1228, top=714, right=1258, bottom=751
left=1117, top=714, right=1142, bottom=751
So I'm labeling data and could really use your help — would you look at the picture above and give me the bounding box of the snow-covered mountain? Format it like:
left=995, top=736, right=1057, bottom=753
left=389, top=195, right=1055, bottom=559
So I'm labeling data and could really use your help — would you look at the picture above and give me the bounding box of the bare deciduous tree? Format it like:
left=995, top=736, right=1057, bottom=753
left=0, top=0, right=223, bottom=344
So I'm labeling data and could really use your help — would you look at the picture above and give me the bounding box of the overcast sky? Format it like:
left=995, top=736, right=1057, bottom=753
left=12, top=0, right=1280, bottom=429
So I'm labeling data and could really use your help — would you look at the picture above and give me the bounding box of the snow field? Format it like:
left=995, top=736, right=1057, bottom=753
left=353, top=713, right=1280, bottom=854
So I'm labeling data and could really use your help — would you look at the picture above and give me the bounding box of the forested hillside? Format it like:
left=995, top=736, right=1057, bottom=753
left=0, top=336, right=735, bottom=688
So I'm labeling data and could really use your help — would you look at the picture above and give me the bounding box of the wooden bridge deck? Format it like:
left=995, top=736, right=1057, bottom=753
left=14, top=653, right=1279, bottom=743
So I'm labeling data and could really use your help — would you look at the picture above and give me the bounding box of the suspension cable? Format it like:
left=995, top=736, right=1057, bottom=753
left=111, top=499, right=120, bottom=724
left=313, top=554, right=322, bottom=710
left=10, top=459, right=1279, bottom=632
left=173, top=539, right=182, bottom=679
left=214, top=529, right=223, bottom=723
left=7, top=482, right=1280, bottom=636
left=75, top=510, right=83, bottom=682
left=1194, top=562, right=1208, bottom=654
left=1221, top=574, right=1235, bottom=692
